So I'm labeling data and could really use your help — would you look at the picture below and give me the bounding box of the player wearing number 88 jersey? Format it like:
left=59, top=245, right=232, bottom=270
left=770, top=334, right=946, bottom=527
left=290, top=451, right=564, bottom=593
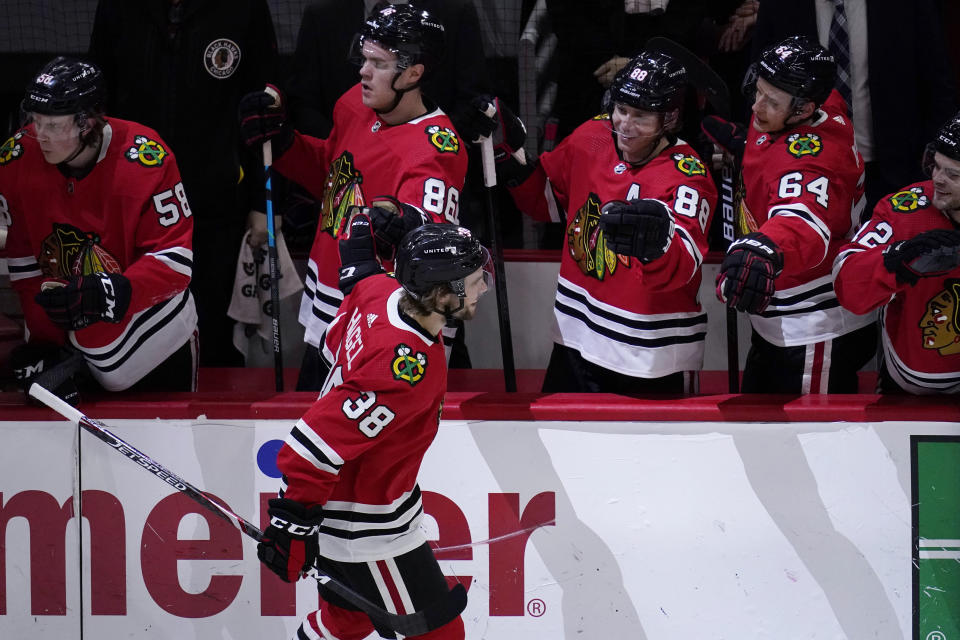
left=1, top=57, right=197, bottom=395
left=504, top=51, right=717, bottom=393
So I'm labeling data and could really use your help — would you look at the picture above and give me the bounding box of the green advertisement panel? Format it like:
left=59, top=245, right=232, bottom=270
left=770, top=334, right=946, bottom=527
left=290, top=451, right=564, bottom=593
left=913, top=436, right=960, bottom=640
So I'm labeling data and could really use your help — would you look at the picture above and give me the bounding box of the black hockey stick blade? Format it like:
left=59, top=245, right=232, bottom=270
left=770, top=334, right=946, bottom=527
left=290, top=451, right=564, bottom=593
left=27, top=383, right=467, bottom=636
left=645, top=37, right=732, bottom=118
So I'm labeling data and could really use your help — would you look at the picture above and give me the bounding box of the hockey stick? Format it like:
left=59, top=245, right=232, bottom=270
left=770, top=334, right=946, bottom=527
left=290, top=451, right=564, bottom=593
left=28, top=383, right=467, bottom=637
left=646, top=37, right=741, bottom=393
left=479, top=127, right=518, bottom=392
left=263, top=86, right=284, bottom=392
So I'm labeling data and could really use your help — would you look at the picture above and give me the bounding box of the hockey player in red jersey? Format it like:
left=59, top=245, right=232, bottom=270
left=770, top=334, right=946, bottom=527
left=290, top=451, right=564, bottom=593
left=238, top=3, right=467, bottom=390
left=703, top=35, right=876, bottom=393
left=477, top=51, right=716, bottom=393
left=1, top=57, right=198, bottom=399
left=257, top=218, right=489, bottom=640
left=833, top=114, right=960, bottom=394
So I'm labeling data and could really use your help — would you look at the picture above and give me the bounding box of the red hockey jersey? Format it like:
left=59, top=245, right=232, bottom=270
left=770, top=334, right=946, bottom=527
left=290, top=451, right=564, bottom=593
left=738, top=90, right=874, bottom=346
left=0, top=119, right=197, bottom=390
left=273, top=84, right=468, bottom=348
left=276, top=274, right=447, bottom=561
left=509, top=116, right=716, bottom=378
left=834, top=181, right=960, bottom=394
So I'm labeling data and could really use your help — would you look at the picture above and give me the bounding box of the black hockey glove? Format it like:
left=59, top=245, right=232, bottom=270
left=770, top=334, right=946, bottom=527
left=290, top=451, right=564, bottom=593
left=257, top=498, right=324, bottom=583
left=35, top=273, right=132, bottom=330
left=882, top=228, right=960, bottom=286
left=599, top=199, right=675, bottom=263
left=716, top=232, right=784, bottom=314
left=701, top=115, right=746, bottom=164
left=10, top=343, right=87, bottom=406
left=338, top=210, right=384, bottom=295
left=366, top=197, right=429, bottom=261
left=238, top=84, right=294, bottom=156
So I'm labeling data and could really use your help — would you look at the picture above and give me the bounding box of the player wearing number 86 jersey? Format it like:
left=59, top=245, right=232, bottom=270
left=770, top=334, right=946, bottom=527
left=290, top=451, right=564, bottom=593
left=1, top=57, right=197, bottom=394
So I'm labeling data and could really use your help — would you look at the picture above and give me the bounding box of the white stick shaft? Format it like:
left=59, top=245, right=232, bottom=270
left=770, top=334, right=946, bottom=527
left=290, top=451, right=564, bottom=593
left=480, top=136, right=496, bottom=188
left=29, top=383, right=84, bottom=423
left=262, top=140, right=273, bottom=168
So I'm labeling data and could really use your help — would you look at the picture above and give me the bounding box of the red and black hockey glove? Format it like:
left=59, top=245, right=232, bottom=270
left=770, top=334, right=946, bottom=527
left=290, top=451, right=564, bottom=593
left=599, top=198, right=675, bottom=263
left=366, top=197, right=429, bottom=262
left=338, top=210, right=384, bottom=294
left=469, top=95, right=534, bottom=187
left=701, top=115, right=747, bottom=164
left=35, top=273, right=132, bottom=330
left=257, top=498, right=324, bottom=583
left=716, top=232, right=784, bottom=314
left=882, top=228, right=960, bottom=285
left=238, top=84, right=293, bottom=156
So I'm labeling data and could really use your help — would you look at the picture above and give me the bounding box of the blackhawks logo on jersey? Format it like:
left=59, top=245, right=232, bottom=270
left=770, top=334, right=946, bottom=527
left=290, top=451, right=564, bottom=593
left=0, top=132, right=25, bottom=165
left=321, top=151, right=365, bottom=238
left=672, top=153, right=706, bottom=177
left=592, top=113, right=610, bottom=121
left=38, top=223, right=122, bottom=279
left=889, top=186, right=930, bottom=213
left=786, top=132, right=822, bottom=158
left=391, top=343, right=428, bottom=386
left=125, top=135, right=167, bottom=167
left=735, top=172, right=759, bottom=236
left=567, top=193, right=630, bottom=280
left=425, top=125, right=460, bottom=154
left=920, top=279, right=960, bottom=356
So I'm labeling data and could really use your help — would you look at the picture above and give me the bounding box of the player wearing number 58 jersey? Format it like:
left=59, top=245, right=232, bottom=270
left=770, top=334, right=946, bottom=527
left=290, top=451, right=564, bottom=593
left=834, top=115, right=960, bottom=394
left=707, top=36, right=876, bottom=393
left=1, top=57, right=197, bottom=396
left=492, top=51, right=716, bottom=393
left=238, top=5, right=466, bottom=390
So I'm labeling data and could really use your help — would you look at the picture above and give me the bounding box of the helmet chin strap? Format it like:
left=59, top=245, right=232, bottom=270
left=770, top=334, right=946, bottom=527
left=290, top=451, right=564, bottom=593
left=374, top=70, right=418, bottom=116
left=58, top=122, right=101, bottom=169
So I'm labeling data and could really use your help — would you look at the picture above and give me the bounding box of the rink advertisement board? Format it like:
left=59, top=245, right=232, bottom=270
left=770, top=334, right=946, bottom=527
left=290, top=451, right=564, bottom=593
left=913, top=436, right=960, bottom=640
left=1, top=416, right=959, bottom=640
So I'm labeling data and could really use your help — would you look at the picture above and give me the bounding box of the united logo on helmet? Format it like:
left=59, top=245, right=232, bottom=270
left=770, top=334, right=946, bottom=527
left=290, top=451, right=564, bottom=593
left=125, top=135, right=167, bottom=167
left=786, top=132, right=823, bottom=158
left=0, top=132, right=24, bottom=165
left=22, top=57, right=106, bottom=118
left=425, top=125, right=459, bottom=154
left=889, top=186, right=930, bottom=213
left=391, top=343, right=428, bottom=386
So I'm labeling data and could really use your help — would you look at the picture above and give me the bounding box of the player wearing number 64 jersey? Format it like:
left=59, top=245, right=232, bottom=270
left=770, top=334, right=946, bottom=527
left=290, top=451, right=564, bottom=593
left=238, top=5, right=466, bottom=390
left=485, top=51, right=716, bottom=393
left=1, top=57, right=197, bottom=395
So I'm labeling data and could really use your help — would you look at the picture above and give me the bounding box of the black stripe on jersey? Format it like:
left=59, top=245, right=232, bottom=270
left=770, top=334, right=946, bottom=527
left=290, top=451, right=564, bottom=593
left=322, top=487, right=423, bottom=525
left=296, top=626, right=310, bottom=640
left=759, top=297, right=841, bottom=318
left=555, top=299, right=706, bottom=348
left=156, top=251, right=193, bottom=268
left=319, top=505, right=424, bottom=540
left=769, top=281, right=835, bottom=306
left=290, top=424, right=342, bottom=472
left=557, top=281, right=706, bottom=330
left=7, top=261, right=38, bottom=275
left=85, top=290, right=190, bottom=371
left=771, top=206, right=830, bottom=243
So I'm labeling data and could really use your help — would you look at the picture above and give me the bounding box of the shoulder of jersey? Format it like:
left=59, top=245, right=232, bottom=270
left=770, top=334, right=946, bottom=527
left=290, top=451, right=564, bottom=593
left=0, top=130, right=29, bottom=167
left=111, top=119, right=174, bottom=170
left=664, top=141, right=709, bottom=179
left=883, top=181, right=935, bottom=215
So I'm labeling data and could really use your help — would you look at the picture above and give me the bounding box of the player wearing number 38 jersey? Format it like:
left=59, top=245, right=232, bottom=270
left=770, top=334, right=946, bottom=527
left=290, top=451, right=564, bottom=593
left=238, top=4, right=466, bottom=391
left=1, top=57, right=197, bottom=396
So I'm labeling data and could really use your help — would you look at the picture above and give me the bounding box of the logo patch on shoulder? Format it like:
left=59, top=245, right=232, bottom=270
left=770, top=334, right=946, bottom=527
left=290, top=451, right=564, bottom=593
left=425, top=125, right=459, bottom=154
left=0, top=132, right=25, bottom=165
left=126, top=135, right=167, bottom=167
left=391, top=343, right=427, bottom=386
left=786, top=132, right=823, bottom=158
left=203, top=38, right=241, bottom=79
left=672, top=153, right=706, bottom=177
left=889, top=186, right=930, bottom=212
